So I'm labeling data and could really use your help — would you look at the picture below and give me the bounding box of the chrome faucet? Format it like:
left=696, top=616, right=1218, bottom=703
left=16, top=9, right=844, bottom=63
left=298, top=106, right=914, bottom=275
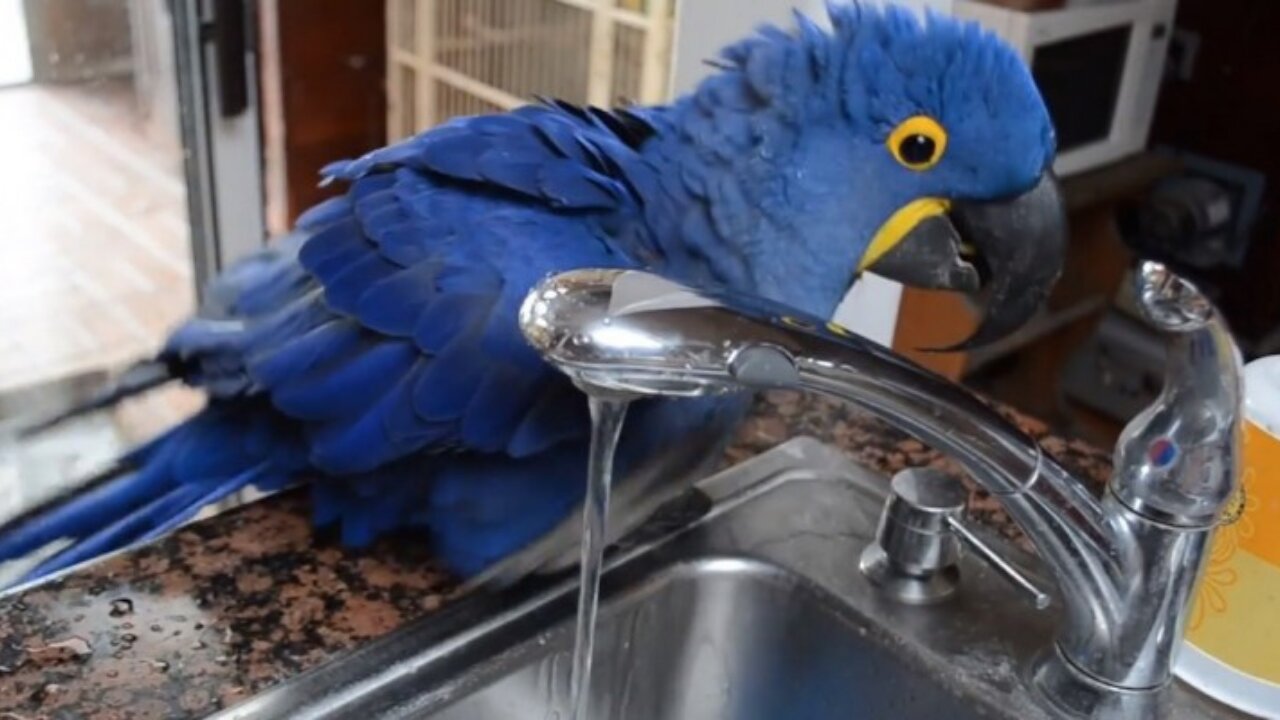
left=519, top=261, right=1242, bottom=718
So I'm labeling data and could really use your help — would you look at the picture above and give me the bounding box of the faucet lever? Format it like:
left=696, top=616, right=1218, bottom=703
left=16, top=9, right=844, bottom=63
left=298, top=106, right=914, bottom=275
left=946, top=515, right=1052, bottom=609
left=1110, top=261, right=1243, bottom=527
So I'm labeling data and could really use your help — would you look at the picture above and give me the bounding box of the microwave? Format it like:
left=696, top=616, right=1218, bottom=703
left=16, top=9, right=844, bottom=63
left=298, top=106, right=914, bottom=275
left=952, top=0, right=1178, bottom=176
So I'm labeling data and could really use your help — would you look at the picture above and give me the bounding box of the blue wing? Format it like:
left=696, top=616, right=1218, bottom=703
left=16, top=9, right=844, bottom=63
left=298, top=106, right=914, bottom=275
left=0, top=103, right=743, bottom=583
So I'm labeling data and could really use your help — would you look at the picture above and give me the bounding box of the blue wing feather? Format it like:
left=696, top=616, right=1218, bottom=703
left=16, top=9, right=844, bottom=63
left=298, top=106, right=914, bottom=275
left=321, top=252, right=402, bottom=315
left=374, top=223, right=439, bottom=267
left=507, top=384, right=590, bottom=458
left=298, top=217, right=369, bottom=277
left=460, top=364, right=547, bottom=453
left=354, top=261, right=441, bottom=336
left=20, top=483, right=211, bottom=582
left=412, top=331, right=492, bottom=421
left=296, top=195, right=353, bottom=230
left=272, top=339, right=417, bottom=421
left=247, top=320, right=363, bottom=389
left=412, top=291, right=493, bottom=353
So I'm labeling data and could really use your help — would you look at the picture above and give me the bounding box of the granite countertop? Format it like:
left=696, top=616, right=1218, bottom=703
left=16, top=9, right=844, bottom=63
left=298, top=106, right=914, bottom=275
left=0, top=392, right=1114, bottom=719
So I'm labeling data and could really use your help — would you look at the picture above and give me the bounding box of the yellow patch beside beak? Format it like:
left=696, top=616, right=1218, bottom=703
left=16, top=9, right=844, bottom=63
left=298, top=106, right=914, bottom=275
left=858, top=197, right=952, bottom=272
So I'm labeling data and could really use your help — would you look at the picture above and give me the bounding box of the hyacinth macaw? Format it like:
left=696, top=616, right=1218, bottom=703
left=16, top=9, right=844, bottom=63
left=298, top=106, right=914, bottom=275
left=3, top=3, right=1064, bottom=587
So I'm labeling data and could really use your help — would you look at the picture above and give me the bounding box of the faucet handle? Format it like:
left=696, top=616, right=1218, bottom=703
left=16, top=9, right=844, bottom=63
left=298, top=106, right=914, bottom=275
left=860, top=468, right=1050, bottom=609
left=1111, top=262, right=1243, bottom=527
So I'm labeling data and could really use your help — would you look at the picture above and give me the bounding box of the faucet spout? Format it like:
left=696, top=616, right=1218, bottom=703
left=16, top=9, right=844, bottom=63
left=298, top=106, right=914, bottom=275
left=520, top=262, right=1243, bottom=711
left=520, top=270, right=1111, bottom=628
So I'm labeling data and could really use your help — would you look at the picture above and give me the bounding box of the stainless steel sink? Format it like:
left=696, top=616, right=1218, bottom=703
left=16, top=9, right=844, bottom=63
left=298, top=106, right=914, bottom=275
left=434, top=558, right=990, bottom=720
left=215, top=438, right=1245, bottom=720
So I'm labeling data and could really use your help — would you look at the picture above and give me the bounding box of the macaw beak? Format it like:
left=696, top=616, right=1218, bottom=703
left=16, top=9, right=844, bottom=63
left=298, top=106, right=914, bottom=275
left=860, top=173, right=1067, bottom=350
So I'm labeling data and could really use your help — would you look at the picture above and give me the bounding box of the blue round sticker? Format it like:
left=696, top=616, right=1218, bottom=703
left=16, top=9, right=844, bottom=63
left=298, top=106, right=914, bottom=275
left=1147, top=437, right=1179, bottom=468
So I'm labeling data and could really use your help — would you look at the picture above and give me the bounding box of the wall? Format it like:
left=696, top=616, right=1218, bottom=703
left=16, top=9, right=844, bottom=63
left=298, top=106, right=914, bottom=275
left=127, top=0, right=180, bottom=154
left=259, top=0, right=387, bottom=227
left=1147, top=0, right=1280, bottom=346
left=671, top=0, right=951, bottom=96
left=22, top=0, right=133, bottom=83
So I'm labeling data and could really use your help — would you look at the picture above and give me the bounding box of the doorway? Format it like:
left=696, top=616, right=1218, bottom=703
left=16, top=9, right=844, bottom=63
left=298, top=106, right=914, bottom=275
left=0, top=0, right=263, bottom=581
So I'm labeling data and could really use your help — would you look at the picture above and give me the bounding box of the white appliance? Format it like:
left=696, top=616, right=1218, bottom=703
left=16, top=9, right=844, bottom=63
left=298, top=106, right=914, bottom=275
left=953, top=0, right=1178, bottom=176
left=668, top=0, right=950, bottom=346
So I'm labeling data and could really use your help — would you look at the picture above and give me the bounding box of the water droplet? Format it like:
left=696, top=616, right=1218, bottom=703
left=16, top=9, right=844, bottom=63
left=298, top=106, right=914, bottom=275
left=120, top=634, right=137, bottom=644
left=37, top=636, right=93, bottom=659
left=31, top=682, right=63, bottom=702
left=192, top=640, right=206, bottom=651
left=151, top=660, right=170, bottom=673
left=108, top=598, right=134, bottom=618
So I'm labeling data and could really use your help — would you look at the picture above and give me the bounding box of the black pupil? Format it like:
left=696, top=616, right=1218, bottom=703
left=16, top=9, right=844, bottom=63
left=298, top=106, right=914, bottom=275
left=899, top=134, right=936, bottom=165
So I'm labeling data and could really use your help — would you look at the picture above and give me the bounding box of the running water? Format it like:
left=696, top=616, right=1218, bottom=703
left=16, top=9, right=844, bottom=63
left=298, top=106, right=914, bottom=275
left=565, top=395, right=629, bottom=720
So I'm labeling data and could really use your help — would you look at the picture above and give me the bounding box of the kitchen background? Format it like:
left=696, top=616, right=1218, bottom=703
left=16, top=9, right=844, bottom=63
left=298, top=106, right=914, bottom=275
left=0, top=0, right=1275, bottom=527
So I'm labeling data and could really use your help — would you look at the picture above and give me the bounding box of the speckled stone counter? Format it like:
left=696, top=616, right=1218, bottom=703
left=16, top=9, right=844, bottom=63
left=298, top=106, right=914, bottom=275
left=0, top=392, right=1113, bottom=719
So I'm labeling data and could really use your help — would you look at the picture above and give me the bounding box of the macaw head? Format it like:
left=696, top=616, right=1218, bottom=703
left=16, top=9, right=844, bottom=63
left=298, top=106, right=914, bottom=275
left=677, top=2, right=1064, bottom=347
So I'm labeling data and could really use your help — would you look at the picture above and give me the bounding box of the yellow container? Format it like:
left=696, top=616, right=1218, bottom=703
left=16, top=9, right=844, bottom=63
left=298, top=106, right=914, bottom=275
left=1178, top=356, right=1280, bottom=718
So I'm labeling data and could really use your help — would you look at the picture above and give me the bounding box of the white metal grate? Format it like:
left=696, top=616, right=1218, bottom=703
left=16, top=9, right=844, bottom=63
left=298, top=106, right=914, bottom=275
left=387, top=0, right=674, bottom=140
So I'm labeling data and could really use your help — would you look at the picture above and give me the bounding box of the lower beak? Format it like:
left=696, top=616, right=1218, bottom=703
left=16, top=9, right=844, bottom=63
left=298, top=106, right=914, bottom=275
left=864, top=173, right=1067, bottom=350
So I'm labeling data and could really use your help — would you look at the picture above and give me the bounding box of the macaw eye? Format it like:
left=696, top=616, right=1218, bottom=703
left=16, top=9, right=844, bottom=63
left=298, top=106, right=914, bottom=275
left=888, top=115, right=948, bottom=171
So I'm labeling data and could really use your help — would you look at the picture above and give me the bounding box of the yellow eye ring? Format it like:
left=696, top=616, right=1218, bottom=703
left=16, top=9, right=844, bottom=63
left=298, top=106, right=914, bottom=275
left=887, top=115, right=948, bottom=171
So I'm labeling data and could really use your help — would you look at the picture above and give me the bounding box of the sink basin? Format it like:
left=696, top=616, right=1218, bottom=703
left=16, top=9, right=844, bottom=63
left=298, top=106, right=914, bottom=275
left=215, top=438, right=1247, bottom=720
left=433, top=558, right=987, bottom=720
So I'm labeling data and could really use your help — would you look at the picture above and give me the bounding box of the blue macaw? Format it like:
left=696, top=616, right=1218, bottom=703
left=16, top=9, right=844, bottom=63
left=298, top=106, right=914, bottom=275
left=3, top=4, right=1064, bottom=586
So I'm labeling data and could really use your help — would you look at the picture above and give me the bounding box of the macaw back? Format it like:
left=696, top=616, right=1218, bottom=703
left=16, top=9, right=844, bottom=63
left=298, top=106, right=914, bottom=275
left=0, top=102, right=749, bottom=585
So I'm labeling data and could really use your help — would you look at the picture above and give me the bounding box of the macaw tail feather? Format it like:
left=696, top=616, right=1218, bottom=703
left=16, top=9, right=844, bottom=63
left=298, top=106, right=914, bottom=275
left=18, top=356, right=185, bottom=438
left=0, top=400, right=306, bottom=587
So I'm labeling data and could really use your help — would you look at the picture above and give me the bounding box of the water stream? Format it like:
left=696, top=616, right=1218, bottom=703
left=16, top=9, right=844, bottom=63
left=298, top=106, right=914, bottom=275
left=565, top=395, right=630, bottom=720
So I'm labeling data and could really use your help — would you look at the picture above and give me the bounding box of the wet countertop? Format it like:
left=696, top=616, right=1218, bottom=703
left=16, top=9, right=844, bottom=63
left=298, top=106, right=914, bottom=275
left=0, top=392, right=1113, bottom=719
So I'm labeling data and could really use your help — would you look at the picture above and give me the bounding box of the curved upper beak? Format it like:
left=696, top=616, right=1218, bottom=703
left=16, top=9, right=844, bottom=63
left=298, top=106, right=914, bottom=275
left=862, top=173, right=1067, bottom=350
